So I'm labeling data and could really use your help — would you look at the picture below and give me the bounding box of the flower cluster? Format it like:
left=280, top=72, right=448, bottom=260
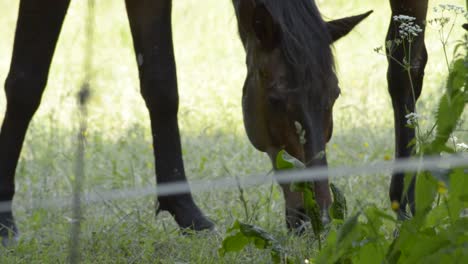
left=434, top=4, right=466, bottom=14
left=393, top=14, right=416, bottom=22
left=405, top=112, right=423, bottom=126
left=430, top=4, right=467, bottom=27
left=373, top=15, right=420, bottom=54
left=393, top=15, right=423, bottom=40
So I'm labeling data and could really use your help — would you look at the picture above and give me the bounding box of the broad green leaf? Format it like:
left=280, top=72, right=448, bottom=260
left=219, top=220, right=291, bottom=264
left=364, top=206, right=396, bottom=226
left=448, top=168, right=468, bottom=220
left=304, top=188, right=324, bottom=236
left=415, top=172, right=438, bottom=219
left=218, top=232, right=250, bottom=256
left=424, top=204, right=450, bottom=228
left=354, top=241, right=386, bottom=264
left=275, top=150, right=305, bottom=170
left=399, top=230, right=450, bottom=263
left=316, top=229, right=341, bottom=264
left=237, top=222, right=279, bottom=250
left=428, top=58, right=467, bottom=154
left=337, top=213, right=360, bottom=244
left=447, top=58, right=466, bottom=94
left=330, top=183, right=347, bottom=220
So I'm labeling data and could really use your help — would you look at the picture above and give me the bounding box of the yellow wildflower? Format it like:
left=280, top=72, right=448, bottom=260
left=437, top=181, right=448, bottom=194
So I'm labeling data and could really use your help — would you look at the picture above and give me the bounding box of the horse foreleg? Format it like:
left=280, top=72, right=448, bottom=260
left=386, top=0, right=428, bottom=219
left=0, top=0, right=70, bottom=245
left=124, top=0, right=213, bottom=231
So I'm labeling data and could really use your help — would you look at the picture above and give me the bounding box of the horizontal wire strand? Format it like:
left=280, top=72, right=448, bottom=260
left=0, top=154, right=466, bottom=213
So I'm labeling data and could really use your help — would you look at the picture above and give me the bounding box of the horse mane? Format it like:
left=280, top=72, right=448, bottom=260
left=234, top=0, right=339, bottom=106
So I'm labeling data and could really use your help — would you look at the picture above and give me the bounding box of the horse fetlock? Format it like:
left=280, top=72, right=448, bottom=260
left=0, top=214, right=19, bottom=248
left=0, top=210, right=18, bottom=239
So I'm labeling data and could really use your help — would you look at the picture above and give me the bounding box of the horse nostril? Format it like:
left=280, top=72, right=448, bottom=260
left=268, top=94, right=284, bottom=108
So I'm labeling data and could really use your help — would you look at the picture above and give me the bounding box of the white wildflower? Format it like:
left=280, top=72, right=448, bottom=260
left=405, top=112, right=423, bottom=125
left=294, top=121, right=307, bottom=145
left=456, top=142, right=468, bottom=151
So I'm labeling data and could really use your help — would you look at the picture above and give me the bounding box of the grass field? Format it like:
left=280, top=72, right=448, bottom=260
left=0, top=0, right=466, bottom=262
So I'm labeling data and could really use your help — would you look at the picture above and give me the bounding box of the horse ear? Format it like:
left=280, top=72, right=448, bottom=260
left=326, top=10, right=373, bottom=42
left=252, top=3, right=280, bottom=50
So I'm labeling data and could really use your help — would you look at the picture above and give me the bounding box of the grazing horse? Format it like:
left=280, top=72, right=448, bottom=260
left=0, top=0, right=428, bottom=243
left=233, top=0, right=371, bottom=229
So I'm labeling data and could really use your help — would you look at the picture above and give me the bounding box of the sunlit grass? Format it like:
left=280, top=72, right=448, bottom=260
left=0, top=0, right=466, bottom=262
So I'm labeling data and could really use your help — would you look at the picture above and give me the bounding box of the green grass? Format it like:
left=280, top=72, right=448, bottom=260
left=0, top=0, right=466, bottom=262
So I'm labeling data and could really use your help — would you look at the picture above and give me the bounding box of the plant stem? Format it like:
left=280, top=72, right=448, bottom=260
left=225, top=165, right=250, bottom=222
left=442, top=43, right=451, bottom=72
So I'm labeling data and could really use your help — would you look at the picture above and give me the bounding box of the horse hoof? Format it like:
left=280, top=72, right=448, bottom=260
left=157, top=195, right=215, bottom=231
left=1, top=234, right=19, bottom=248
left=178, top=214, right=215, bottom=232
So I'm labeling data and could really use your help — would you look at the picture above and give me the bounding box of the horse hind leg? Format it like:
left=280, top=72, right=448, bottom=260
left=0, top=0, right=70, bottom=245
left=386, top=0, right=428, bottom=219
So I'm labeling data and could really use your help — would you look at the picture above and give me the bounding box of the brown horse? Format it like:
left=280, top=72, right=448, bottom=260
left=0, top=0, right=429, bottom=244
left=233, top=0, right=371, bottom=229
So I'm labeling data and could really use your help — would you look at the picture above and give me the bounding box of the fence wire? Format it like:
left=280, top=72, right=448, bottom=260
left=0, top=153, right=466, bottom=214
